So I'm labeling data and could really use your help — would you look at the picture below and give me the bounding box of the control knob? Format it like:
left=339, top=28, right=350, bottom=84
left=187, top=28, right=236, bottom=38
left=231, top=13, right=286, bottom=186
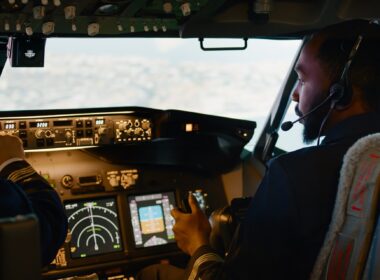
left=45, top=129, right=53, bottom=138
left=145, top=128, right=152, bottom=137
left=118, top=123, right=127, bottom=131
left=126, top=128, right=134, bottom=136
left=134, top=127, right=144, bottom=137
left=61, top=174, right=74, bottom=189
left=141, top=119, right=150, bottom=130
left=65, top=130, right=73, bottom=143
left=98, top=127, right=107, bottom=135
left=35, top=129, right=44, bottom=139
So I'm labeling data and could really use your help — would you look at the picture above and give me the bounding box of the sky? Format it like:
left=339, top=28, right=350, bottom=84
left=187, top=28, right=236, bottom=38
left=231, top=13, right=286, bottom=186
left=0, top=37, right=306, bottom=151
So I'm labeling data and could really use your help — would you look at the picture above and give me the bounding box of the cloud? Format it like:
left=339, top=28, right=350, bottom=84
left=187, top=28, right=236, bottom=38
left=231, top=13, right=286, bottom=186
left=153, top=39, right=185, bottom=53
left=0, top=51, right=294, bottom=122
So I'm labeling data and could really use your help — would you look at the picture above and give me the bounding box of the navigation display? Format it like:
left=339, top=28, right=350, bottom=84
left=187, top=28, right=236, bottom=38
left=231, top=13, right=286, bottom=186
left=128, top=192, right=176, bottom=248
left=64, top=197, right=123, bottom=259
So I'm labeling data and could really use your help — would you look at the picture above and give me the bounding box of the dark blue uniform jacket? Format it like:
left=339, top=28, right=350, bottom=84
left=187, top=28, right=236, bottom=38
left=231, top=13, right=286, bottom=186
left=0, top=160, right=67, bottom=266
left=186, top=112, right=380, bottom=280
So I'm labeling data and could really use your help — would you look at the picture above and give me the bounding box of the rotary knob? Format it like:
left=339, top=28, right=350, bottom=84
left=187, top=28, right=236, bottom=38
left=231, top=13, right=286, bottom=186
left=118, top=122, right=127, bottom=131
left=98, top=127, right=107, bottom=135
left=35, top=129, right=44, bottom=139
left=126, top=128, right=134, bottom=136
left=61, top=174, right=74, bottom=189
left=145, top=128, right=152, bottom=137
left=45, top=129, right=53, bottom=138
left=65, top=130, right=73, bottom=143
left=134, top=127, right=144, bottom=136
left=141, top=119, right=150, bottom=130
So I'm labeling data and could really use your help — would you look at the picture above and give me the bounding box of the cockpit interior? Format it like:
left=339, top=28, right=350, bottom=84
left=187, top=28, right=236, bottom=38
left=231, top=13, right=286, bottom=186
left=0, top=0, right=379, bottom=279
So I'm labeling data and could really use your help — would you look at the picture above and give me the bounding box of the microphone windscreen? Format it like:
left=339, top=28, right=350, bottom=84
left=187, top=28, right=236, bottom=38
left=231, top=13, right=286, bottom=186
left=281, top=121, right=293, bottom=131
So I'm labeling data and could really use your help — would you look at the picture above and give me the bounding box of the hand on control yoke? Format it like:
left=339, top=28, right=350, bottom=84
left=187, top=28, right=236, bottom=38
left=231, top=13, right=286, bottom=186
left=171, top=192, right=211, bottom=256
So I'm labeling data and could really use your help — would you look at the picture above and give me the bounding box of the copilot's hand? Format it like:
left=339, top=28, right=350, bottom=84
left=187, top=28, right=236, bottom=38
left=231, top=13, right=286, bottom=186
left=0, top=134, right=25, bottom=165
left=171, top=192, right=211, bottom=256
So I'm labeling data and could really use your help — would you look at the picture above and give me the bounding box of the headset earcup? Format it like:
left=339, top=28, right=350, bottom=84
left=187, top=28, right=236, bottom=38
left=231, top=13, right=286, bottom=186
left=329, top=83, right=345, bottom=102
left=329, top=82, right=353, bottom=110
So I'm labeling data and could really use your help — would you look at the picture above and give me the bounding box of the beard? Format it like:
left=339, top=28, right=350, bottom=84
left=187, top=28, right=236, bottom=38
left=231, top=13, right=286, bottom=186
left=295, top=96, right=330, bottom=144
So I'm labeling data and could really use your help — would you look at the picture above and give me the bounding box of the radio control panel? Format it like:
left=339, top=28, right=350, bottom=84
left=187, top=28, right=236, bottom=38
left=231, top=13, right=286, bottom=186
left=0, top=114, right=153, bottom=150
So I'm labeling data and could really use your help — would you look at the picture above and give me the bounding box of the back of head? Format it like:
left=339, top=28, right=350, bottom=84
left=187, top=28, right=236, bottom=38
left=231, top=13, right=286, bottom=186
left=312, top=20, right=380, bottom=112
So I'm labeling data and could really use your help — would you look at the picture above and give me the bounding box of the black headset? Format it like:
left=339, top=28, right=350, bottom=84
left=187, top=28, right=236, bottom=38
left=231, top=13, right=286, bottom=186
left=328, top=35, right=364, bottom=109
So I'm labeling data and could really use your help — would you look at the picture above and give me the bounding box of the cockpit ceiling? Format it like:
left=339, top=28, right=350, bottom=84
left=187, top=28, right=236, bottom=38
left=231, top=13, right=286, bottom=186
left=0, top=0, right=379, bottom=39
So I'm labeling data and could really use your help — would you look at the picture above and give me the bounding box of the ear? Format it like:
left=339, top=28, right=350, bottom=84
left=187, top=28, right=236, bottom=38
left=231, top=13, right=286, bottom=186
left=329, top=82, right=353, bottom=111
left=329, top=83, right=346, bottom=110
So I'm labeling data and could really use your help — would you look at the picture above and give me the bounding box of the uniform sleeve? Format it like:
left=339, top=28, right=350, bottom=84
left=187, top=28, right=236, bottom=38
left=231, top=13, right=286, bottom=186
left=183, top=245, right=226, bottom=280
left=0, top=160, right=68, bottom=266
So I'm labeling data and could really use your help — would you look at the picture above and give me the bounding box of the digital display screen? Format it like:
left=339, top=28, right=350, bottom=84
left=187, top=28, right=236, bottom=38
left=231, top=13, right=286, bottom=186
left=4, top=123, right=16, bottom=130
left=78, top=175, right=99, bottom=185
left=30, top=121, right=49, bottom=128
left=128, top=192, right=176, bottom=248
left=53, top=120, right=72, bottom=126
left=64, top=197, right=123, bottom=259
left=95, top=119, right=105, bottom=125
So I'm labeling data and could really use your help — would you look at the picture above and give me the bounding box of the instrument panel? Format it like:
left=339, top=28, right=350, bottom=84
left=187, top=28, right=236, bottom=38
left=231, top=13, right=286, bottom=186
left=0, top=114, right=153, bottom=150
left=35, top=147, right=216, bottom=279
left=0, top=107, right=256, bottom=279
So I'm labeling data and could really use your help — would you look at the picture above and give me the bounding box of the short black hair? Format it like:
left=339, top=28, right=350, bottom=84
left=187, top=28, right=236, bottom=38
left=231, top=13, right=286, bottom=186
left=313, top=20, right=380, bottom=112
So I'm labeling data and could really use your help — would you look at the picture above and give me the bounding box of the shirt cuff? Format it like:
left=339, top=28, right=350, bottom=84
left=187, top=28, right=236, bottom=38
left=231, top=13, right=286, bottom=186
left=0, top=158, right=24, bottom=173
left=185, top=245, right=224, bottom=280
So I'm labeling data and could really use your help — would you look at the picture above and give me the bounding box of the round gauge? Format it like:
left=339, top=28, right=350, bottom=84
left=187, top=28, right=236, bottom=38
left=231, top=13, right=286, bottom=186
left=64, top=197, right=122, bottom=258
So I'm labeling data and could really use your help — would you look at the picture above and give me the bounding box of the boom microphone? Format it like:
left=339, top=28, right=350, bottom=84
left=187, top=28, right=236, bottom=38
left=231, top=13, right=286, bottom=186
left=281, top=92, right=337, bottom=131
left=281, top=120, right=296, bottom=131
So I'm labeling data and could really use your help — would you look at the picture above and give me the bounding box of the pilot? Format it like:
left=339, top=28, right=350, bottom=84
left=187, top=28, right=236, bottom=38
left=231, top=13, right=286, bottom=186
left=0, top=134, right=67, bottom=266
left=137, top=20, right=380, bottom=280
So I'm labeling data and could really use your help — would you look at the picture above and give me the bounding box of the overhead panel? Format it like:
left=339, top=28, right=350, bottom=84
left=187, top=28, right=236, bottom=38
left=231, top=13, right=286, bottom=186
left=0, top=0, right=379, bottom=39
left=0, top=0, right=210, bottom=37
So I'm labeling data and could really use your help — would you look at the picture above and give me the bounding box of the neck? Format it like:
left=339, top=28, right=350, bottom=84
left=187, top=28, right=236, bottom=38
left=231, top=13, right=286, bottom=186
left=325, top=95, right=371, bottom=132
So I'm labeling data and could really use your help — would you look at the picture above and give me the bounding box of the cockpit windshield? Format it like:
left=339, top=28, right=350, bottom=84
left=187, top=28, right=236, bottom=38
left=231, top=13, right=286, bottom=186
left=0, top=38, right=300, bottom=150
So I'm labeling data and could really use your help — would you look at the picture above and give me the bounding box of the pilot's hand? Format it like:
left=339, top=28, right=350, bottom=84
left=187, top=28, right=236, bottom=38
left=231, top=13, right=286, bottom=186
left=171, top=192, right=211, bottom=256
left=0, top=134, right=25, bottom=164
